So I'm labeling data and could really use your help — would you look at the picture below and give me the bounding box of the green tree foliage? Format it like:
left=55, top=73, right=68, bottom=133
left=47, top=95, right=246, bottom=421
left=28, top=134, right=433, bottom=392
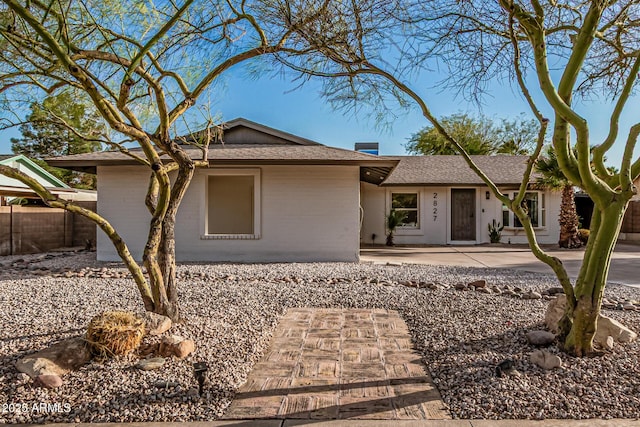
left=270, top=0, right=640, bottom=356
left=0, top=0, right=347, bottom=322
left=406, top=113, right=538, bottom=156
left=11, top=92, right=104, bottom=189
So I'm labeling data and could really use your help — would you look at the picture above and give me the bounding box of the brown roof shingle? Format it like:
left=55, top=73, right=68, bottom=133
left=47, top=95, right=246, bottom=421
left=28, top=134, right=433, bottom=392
left=48, top=144, right=393, bottom=165
left=381, top=155, right=538, bottom=186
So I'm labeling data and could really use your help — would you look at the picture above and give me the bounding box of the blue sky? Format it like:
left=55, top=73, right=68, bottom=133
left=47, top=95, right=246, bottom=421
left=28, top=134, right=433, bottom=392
left=0, top=69, right=637, bottom=168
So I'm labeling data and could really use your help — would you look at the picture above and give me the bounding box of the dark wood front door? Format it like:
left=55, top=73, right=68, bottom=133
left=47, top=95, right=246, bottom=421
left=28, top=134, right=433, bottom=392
left=451, top=189, right=476, bottom=241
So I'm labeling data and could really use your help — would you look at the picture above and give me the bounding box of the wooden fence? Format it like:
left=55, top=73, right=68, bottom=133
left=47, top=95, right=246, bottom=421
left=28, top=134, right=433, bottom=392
left=0, top=201, right=96, bottom=255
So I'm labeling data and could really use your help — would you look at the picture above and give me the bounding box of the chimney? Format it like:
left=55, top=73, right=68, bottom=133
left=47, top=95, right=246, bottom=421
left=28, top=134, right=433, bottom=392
left=354, top=142, right=379, bottom=155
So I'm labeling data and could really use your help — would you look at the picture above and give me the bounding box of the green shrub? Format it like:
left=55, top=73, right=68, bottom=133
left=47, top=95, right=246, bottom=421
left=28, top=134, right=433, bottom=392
left=488, top=220, right=504, bottom=243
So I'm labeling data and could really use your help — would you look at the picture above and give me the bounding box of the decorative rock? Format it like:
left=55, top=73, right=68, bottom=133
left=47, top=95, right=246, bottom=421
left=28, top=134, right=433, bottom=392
left=595, top=315, right=638, bottom=344
left=547, top=287, right=565, bottom=296
left=143, top=312, right=172, bottom=336
left=16, top=337, right=92, bottom=379
left=476, top=287, right=492, bottom=294
left=159, top=335, right=195, bottom=359
left=490, top=286, right=502, bottom=295
left=523, top=291, right=542, bottom=300
left=526, top=330, right=556, bottom=346
left=468, top=280, right=486, bottom=289
left=176, top=340, right=196, bottom=359
left=530, top=350, right=562, bottom=370
left=495, top=359, right=518, bottom=377
left=37, top=374, right=63, bottom=388
left=545, top=296, right=566, bottom=333
left=454, top=283, right=467, bottom=290
left=136, top=357, right=166, bottom=371
left=623, top=302, right=636, bottom=311
left=604, top=336, right=615, bottom=351
left=546, top=296, right=638, bottom=344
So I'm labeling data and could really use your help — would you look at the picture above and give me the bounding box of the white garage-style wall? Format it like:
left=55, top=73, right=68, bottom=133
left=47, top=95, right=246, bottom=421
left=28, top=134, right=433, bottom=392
left=97, top=164, right=361, bottom=262
left=360, top=184, right=562, bottom=245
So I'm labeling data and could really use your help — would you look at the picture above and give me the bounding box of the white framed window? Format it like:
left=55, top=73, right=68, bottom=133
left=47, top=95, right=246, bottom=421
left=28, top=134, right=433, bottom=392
left=503, top=191, right=546, bottom=228
left=391, top=192, right=419, bottom=228
left=203, top=169, right=261, bottom=239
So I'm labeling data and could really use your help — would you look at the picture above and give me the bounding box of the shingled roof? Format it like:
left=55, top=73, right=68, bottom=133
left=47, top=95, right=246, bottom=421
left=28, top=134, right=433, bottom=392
left=46, top=119, right=539, bottom=187
left=46, top=118, right=398, bottom=183
left=49, top=144, right=394, bottom=166
left=381, top=155, right=538, bottom=186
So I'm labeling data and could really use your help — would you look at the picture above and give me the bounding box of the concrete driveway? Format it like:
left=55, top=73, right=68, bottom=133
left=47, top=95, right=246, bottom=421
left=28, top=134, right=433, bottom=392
left=360, top=242, right=640, bottom=287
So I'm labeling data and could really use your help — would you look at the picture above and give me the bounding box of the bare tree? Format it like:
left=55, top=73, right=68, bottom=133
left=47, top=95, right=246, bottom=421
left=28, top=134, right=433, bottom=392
left=0, top=0, right=321, bottom=321
left=271, top=0, right=640, bottom=356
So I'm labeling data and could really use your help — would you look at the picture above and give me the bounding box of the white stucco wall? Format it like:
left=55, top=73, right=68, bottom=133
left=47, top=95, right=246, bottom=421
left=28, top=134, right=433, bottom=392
left=97, top=165, right=361, bottom=262
left=360, top=185, right=561, bottom=245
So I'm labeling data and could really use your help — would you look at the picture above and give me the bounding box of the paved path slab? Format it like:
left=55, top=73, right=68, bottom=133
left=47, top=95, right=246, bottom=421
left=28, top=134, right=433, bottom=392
left=223, top=308, right=449, bottom=420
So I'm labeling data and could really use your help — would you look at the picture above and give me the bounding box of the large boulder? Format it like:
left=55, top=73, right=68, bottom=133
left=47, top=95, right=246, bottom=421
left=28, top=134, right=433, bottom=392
left=545, top=295, right=638, bottom=344
left=16, top=337, right=92, bottom=379
left=595, top=316, right=638, bottom=344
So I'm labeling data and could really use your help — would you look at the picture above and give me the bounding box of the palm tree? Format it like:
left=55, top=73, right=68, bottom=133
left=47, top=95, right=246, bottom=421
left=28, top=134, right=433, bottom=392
left=535, top=146, right=582, bottom=249
left=385, top=209, right=407, bottom=246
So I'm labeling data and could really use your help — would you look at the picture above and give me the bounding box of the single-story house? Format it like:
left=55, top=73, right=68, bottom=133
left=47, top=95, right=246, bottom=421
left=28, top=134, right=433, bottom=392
left=0, top=154, right=97, bottom=204
left=360, top=155, right=560, bottom=246
left=48, top=119, right=397, bottom=262
left=48, top=119, right=560, bottom=262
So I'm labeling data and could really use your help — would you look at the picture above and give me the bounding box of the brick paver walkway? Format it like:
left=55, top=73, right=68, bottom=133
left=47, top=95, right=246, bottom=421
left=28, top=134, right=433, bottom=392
left=223, top=308, right=450, bottom=420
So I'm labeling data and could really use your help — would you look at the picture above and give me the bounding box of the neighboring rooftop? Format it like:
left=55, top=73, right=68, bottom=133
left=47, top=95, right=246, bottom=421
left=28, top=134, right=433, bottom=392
left=0, top=154, right=97, bottom=201
left=381, top=155, right=537, bottom=186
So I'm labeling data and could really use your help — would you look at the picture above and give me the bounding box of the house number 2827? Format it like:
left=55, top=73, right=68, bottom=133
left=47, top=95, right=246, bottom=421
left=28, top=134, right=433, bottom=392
left=433, top=193, right=438, bottom=221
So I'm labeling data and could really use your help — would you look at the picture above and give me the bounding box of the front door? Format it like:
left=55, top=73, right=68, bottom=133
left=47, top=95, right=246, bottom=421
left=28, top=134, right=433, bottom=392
left=451, top=189, right=476, bottom=241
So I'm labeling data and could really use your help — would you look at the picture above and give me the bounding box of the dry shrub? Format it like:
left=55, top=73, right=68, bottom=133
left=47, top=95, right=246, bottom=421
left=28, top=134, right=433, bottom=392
left=86, top=311, right=145, bottom=358
left=578, top=229, right=590, bottom=244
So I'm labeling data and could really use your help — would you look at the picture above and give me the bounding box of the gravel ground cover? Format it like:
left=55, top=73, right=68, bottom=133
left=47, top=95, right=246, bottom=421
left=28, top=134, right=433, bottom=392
left=1, top=252, right=639, bottom=423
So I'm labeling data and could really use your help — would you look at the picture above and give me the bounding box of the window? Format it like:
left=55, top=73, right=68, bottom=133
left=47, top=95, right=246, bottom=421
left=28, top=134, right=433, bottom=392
left=204, top=169, right=260, bottom=239
left=503, top=191, right=546, bottom=228
left=391, top=192, right=419, bottom=227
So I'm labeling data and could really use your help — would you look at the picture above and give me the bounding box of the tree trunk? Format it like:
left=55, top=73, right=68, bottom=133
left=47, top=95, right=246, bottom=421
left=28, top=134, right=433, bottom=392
left=562, top=201, right=627, bottom=355
left=158, top=215, right=179, bottom=322
left=558, top=184, right=582, bottom=248
left=156, top=155, right=196, bottom=322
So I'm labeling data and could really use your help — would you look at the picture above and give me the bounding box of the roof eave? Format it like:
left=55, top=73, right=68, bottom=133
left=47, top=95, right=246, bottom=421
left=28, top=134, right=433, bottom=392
left=380, top=182, right=533, bottom=187
left=47, top=158, right=399, bottom=174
